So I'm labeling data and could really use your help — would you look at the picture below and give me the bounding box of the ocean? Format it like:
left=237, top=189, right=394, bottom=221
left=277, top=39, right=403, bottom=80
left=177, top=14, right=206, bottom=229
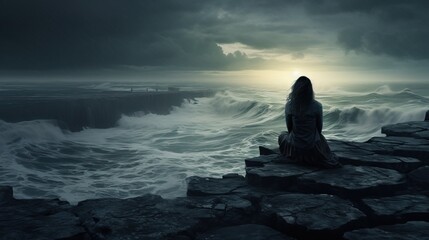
left=1, top=79, right=428, bottom=204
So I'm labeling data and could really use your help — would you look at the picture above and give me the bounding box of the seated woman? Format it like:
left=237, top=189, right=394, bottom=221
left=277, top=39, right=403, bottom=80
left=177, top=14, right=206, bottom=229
left=278, top=76, right=341, bottom=168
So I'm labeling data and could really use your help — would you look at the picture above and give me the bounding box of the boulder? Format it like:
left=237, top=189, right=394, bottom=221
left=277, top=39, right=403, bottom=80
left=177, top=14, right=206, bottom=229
left=344, top=221, right=429, bottom=240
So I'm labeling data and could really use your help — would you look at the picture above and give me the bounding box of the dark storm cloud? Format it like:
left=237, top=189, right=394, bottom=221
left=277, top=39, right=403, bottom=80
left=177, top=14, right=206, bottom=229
left=0, top=0, right=231, bottom=70
left=0, top=0, right=428, bottom=70
left=313, top=0, right=429, bottom=60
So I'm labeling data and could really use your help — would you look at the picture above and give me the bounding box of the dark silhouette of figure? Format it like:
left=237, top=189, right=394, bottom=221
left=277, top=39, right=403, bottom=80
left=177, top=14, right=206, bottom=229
left=278, top=76, right=341, bottom=168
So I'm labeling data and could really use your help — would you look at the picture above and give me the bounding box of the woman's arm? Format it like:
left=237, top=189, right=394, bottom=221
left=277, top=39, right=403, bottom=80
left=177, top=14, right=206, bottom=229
left=286, top=114, right=293, bottom=133
left=285, top=103, right=293, bottom=133
left=316, top=103, right=323, bottom=134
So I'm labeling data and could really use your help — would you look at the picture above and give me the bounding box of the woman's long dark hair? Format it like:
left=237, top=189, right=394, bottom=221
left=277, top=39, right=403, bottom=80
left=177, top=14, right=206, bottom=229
left=287, top=76, right=314, bottom=114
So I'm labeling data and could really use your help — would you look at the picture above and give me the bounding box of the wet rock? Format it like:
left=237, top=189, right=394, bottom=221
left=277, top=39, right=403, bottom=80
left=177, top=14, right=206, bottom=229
left=393, top=145, right=429, bottom=162
left=366, top=136, right=429, bottom=161
left=196, top=224, right=293, bottom=240
left=297, top=166, right=406, bottom=197
left=382, top=121, right=429, bottom=139
left=186, top=194, right=255, bottom=227
left=363, top=195, right=429, bottom=221
left=425, top=110, right=429, bottom=121
left=74, top=194, right=213, bottom=240
left=343, top=221, right=429, bottom=240
left=187, top=175, right=247, bottom=196
left=337, top=153, right=421, bottom=173
left=187, top=195, right=253, bottom=213
left=344, top=141, right=392, bottom=154
left=262, top=193, right=366, bottom=238
left=408, top=166, right=429, bottom=188
left=259, top=146, right=280, bottom=156
left=0, top=195, right=87, bottom=240
left=328, top=140, right=359, bottom=153
left=245, top=155, right=281, bottom=167
left=246, top=163, right=318, bottom=188
left=413, top=130, right=429, bottom=139
left=74, top=193, right=254, bottom=240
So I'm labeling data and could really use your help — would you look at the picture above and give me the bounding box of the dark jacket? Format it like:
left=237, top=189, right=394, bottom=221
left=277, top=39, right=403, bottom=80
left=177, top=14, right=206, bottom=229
left=285, top=100, right=322, bottom=149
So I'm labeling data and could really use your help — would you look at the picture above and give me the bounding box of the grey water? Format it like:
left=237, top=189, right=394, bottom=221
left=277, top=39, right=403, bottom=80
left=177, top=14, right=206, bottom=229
left=0, top=79, right=428, bottom=204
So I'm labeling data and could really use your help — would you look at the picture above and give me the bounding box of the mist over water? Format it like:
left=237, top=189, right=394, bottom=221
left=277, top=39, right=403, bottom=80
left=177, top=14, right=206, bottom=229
left=0, top=80, right=428, bottom=204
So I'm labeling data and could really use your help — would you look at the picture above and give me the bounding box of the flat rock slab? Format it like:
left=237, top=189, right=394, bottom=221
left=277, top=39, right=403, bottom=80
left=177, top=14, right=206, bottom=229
left=343, top=142, right=391, bottom=154
left=245, top=154, right=281, bottom=167
left=337, top=152, right=421, bottom=173
left=343, top=221, right=429, bottom=240
left=393, top=145, right=429, bottom=162
left=297, top=166, right=406, bottom=197
left=262, top=193, right=366, bottom=236
left=408, top=166, right=429, bottom=188
left=368, top=136, right=429, bottom=160
left=382, top=121, right=429, bottom=139
left=0, top=196, right=86, bottom=240
left=187, top=175, right=247, bottom=196
left=74, top=194, right=214, bottom=240
left=73, top=193, right=254, bottom=240
left=363, top=195, right=429, bottom=220
left=187, top=194, right=253, bottom=215
left=246, top=163, right=318, bottom=188
left=328, top=140, right=360, bottom=153
left=196, top=224, right=293, bottom=240
left=368, top=136, right=429, bottom=146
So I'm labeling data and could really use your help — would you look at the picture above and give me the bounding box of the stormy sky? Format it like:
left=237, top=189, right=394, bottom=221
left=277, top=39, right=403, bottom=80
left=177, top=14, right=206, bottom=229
left=1, top=0, right=428, bottom=81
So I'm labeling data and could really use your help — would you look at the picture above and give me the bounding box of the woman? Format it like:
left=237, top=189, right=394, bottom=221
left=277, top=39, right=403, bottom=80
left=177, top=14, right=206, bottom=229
left=278, top=76, right=341, bottom=168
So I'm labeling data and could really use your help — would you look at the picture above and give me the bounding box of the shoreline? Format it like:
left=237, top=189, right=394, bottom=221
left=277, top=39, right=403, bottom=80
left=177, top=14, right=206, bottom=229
left=1, top=110, right=429, bottom=239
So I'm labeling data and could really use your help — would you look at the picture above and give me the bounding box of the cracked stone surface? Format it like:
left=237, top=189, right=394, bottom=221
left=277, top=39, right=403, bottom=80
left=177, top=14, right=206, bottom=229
left=246, top=163, right=318, bottom=188
left=297, top=166, right=406, bottom=196
left=196, top=224, right=293, bottom=240
left=187, top=175, right=247, bottom=196
left=262, top=193, right=366, bottom=233
left=336, top=152, right=421, bottom=173
left=408, top=166, right=429, bottom=188
left=343, top=221, right=429, bottom=240
left=363, top=195, right=429, bottom=219
left=245, top=155, right=280, bottom=167
left=73, top=193, right=254, bottom=240
left=382, top=121, right=429, bottom=139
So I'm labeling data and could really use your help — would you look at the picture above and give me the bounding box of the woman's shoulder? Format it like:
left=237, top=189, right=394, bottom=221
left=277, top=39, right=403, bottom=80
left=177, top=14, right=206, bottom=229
left=312, top=100, right=323, bottom=112
left=313, top=100, right=322, bottom=107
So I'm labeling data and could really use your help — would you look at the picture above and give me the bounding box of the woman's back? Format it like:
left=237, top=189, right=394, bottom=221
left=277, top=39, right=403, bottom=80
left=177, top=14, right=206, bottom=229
left=286, top=100, right=322, bottom=149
